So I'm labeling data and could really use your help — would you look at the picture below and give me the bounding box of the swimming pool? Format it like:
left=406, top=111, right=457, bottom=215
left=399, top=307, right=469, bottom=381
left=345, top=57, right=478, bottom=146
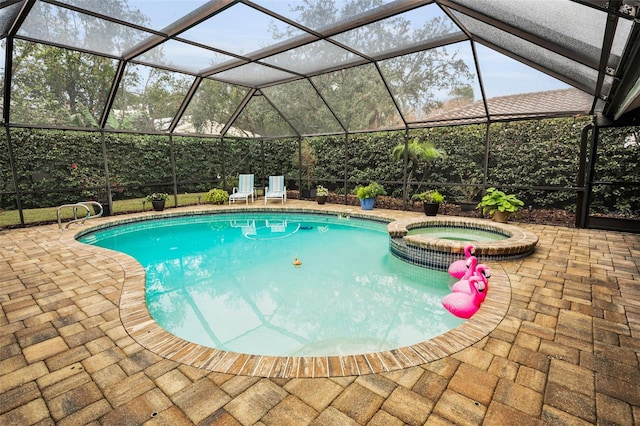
left=78, top=212, right=464, bottom=357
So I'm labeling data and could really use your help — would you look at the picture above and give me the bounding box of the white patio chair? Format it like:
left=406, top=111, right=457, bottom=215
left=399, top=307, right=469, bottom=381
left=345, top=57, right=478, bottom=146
left=229, top=174, right=255, bottom=204
left=264, top=175, right=286, bottom=204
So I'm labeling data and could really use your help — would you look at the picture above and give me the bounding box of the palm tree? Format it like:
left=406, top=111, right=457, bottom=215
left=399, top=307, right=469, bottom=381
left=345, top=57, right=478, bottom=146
left=392, top=138, right=446, bottom=197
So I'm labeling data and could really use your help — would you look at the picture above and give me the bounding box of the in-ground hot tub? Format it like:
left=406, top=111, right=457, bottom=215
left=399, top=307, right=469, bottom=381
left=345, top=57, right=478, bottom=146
left=387, top=216, right=538, bottom=270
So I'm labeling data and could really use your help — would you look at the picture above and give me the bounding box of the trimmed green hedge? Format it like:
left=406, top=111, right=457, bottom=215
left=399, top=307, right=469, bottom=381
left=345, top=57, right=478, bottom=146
left=1, top=118, right=638, bottom=217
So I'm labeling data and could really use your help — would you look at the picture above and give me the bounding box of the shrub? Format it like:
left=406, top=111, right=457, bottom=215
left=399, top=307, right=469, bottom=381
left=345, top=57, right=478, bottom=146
left=145, top=192, right=169, bottom=202
left=412, top=190, right=444, bottom=204
left=477, top=187, right=524, bottom=215
left=204, top=188, right=229, bottom=204
left=355, top=182, right=386, bottom=200
left=316, top=185, right=329, bottom=196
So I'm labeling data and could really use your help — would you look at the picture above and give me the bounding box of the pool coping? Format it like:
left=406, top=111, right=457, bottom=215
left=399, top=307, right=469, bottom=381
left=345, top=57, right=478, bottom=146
left=60, top=205, right=511, bottom=378
left=388, top=215, right=539, bottom=256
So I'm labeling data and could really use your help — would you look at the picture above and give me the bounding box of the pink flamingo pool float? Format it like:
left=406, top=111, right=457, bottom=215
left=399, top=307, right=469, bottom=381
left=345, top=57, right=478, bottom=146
left=442, top=275, right=483, bottom=319
left=451, top=263, right=491, bottom=302
left=443, top=251, right=492, bottom=319
left=448, top=244, right=475, bottom=278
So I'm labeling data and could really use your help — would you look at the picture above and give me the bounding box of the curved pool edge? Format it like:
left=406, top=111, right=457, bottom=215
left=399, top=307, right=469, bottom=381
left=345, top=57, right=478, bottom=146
left=62, top=205, right=511, bottom=378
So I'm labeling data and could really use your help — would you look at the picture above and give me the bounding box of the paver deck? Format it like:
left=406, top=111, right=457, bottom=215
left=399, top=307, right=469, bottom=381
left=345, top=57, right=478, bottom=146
left=1, top=201, right=639, bottom=425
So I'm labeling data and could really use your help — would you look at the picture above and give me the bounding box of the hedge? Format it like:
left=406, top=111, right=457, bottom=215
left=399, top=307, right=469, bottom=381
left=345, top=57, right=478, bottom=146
left=0, top=118, right=638, bottom=216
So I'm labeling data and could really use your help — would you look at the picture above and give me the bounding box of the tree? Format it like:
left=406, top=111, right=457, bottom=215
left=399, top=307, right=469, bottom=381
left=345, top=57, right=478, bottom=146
left=8, top=0, right=150, bottom=127
left=10, top=41, right=118, bottom=126
left=109, top=64, right=193, bottom=132
left=392, top=138, right=446, bottom=195
left=183, top=79, right=249, bottom=135
left=265, top=0, right=475, bottom=134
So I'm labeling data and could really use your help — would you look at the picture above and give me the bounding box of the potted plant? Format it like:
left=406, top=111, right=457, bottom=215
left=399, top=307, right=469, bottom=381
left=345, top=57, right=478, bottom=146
left=316, top=185, right=329, bottom=204
left=146, top=192, right=169, bottom=211
left=355, top=182, right=386, bottom=210
left=204, top=188, right=229, bottom=205
left=477, top=187, right=524, bottom=222
left=455, top=177, right=482, bottom=211
left=413, top=190, right=445, bottom=216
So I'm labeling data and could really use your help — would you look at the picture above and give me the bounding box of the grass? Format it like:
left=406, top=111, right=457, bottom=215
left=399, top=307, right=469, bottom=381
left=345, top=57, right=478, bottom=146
left=0, top=193, right=208, bottom=228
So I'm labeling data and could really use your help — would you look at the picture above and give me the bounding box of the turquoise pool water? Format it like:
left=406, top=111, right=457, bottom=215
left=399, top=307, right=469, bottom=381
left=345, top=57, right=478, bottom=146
left=407, top=226, right=507, bottom=242
left=78, top=213, right=463, bottom=356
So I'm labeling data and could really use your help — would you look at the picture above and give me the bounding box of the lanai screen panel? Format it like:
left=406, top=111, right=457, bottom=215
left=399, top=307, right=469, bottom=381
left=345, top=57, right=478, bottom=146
left=0, top=1, right=22, bottom=36
left=10, top=40, right=117, bottom=127
left=450, top=0, right=634, bottom=75
left=611, top=18, right=635, bottom=63
left=453, top=11, right=602, bottom=95
left=380, top=41, right=480, bottom=123
left=260, top=39, right=364, bottom=76
left=232, top=95, right=297, bottom=138
left=254, top=0, right=407, bottom=33
left=331, top=3, right=462, bottom=59
left=475, top=44, right=571, bottom=99
left=178, top=2, right=308, bottom=57
left=106, top=63, right=194, bottom=132
left=212, top=62, right=298, bottom=88
left=17, top=1, right=153, bottom=57
left=473, top=44, right=593, bottom=120
left=55, top=0, right=211, bottom=31
left=137, top=39, right=237, bottom=75
left=312, top=63, right=404, bottom=132
left=175, top=79, right=250, bottom=136
left=261, top=79, right=344, bottom=135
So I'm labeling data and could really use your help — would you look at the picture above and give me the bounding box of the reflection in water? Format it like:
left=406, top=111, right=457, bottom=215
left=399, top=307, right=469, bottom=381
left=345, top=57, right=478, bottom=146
left=81, top=213, right=463, bottom=356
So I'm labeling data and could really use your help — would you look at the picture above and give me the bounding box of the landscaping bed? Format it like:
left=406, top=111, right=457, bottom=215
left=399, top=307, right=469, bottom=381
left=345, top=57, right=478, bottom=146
left=296, top=192, right=576, bottom=228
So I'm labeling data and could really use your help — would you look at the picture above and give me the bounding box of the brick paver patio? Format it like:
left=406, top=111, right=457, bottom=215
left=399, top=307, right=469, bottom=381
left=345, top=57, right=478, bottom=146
left=1, top=202, right=639, bottom=425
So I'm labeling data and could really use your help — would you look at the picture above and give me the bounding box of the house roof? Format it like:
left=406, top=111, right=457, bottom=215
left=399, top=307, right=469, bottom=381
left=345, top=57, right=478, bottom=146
left=426, top=88, right=595, bottom=125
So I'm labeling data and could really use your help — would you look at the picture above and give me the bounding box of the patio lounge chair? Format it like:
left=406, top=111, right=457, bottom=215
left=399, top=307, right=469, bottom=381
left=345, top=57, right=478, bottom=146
left=264, top=175, right=287, bottom=204
left=229, top=174, right=255, bottom=204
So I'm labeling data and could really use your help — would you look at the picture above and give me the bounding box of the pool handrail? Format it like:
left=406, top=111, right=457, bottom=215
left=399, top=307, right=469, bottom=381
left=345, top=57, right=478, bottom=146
left=57, top=201, right=104, bottom=230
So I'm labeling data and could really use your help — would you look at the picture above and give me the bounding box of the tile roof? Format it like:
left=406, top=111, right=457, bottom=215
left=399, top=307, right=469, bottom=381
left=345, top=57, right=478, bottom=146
left=422, top=88, right=593, bottom=125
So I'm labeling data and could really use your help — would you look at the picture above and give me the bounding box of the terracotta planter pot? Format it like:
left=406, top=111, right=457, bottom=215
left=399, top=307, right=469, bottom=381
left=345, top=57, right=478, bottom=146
left=492, top=210, right=510, bottom=223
